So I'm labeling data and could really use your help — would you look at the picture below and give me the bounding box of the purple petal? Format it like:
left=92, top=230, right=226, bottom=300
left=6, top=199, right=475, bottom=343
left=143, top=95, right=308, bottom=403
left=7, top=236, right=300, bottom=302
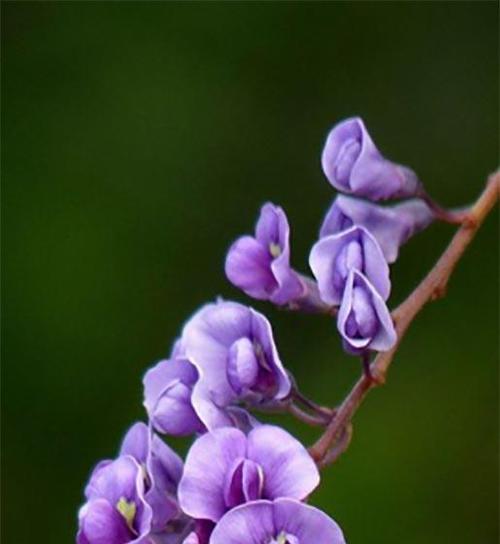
left=209, top=501, right=275, bottom=544
left=255, top=203, right=284, bottom=247
left=225, top=236, right=277, bottom=299
left=337, top=269, right=396, bottom=354
left=273, top=498, right=346, bottom=544
left=85, top=456, right=140, bottom=505
left=120, top=422, right=149, bottom=464
left=190, top=381, right=235, bottom=430
left=178, top=428, right=247, bottom=522
left=209, top=499, right=345, bottom=544
left=249, top=309, right=291, bottom=400
left=77, top=499, right=134, bottom=544
left=247, top=425, right=319, bottom=500
left=143, top=359, right=203, bottom=436
left=321, top=194, right=433, bottom=263
left=227, top=337, right=259, bottom=394
left=181, top=301, right=249, bottom=406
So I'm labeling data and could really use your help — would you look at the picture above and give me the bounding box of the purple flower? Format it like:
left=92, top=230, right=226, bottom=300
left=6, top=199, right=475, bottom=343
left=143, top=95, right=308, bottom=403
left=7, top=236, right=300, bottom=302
left=337, top=269, right=396, bottom=354
left=209, top=498, right=346, bottom=544
left=77, top=423, right=186, bottom=544
left=321, top=117, right=421, bottom=201
left=178, top=425, right=319, bottom=523
left=77, top=457, right=151, bottom=544
left=143, top=358, right=205, bottom=436
left=179, top=300, right=291, bottom=430
left=309, top=225, right=390, bottom=306
left=320, top=194, right=434, bottom=263
left=225, top=203, right=304, bottom=305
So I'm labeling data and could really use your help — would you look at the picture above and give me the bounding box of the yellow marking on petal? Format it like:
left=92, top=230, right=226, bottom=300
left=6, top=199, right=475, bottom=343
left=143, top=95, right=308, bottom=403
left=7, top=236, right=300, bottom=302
left=276, top=533, right=288, bottom=544
left=116, top=497, right=136, bottom=532
left=269, top=242, right=282, bottom=258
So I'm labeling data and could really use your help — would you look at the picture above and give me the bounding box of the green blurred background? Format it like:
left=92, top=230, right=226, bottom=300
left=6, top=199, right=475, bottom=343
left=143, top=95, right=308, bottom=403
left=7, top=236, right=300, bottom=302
left=2, top=2, right=498, bottom=543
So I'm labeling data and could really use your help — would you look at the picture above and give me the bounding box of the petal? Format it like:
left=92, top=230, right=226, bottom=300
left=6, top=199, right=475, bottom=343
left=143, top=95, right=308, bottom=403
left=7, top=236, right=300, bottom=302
left=321, top=195, right=433, bottom=263
left=359, top=227, right=391, bottom=300
left=190, top=381, right=234, bottom=431
left=321, top=117, right=364, bottom=193
left=225, top=236, right=277, bottom=299
left=178, top=428, right=247, bottom=522
left=337, top=271, right=371, bottom=352
left=143, top=359, right=198, bottom=414
left=120, top=422, right=149, bottom=463
left=249, top=310, right=291, bottom=400
left=209, top=501, right=276, bottom=544
left=338, top=270, right=396, bottom=354
left=78, top=499, right=133, bottom=544
left=85, top=456, right=140, bottom=505
left=181, top=301, right=251, bottom=406
left=227, top=337, right=259, bottom=394
left=273, top=498, right=346, bottom=544
left=143, top=359, right=202, bottom=436
left=247, top=425, right=319, bottom=500
left=255, top=203, right=282, bottom=246
left=269, top=253, right=304, bottom=305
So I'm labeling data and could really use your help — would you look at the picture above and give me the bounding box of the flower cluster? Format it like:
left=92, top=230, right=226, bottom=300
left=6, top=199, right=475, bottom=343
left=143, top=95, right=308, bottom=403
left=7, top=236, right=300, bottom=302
left=226, top=116, right=434, bottom=356
left=77, top=117, right=436, bottom=544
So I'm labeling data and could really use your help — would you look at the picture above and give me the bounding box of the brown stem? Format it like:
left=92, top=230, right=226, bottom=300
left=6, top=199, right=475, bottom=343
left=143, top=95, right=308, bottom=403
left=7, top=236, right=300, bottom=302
left=292, top=388, right=334, bottom=418
left=309, top=171, right=499, bottom=464
left=318, top=423, right=353, bottom=468
left=288, top=404, right=331, bottom=427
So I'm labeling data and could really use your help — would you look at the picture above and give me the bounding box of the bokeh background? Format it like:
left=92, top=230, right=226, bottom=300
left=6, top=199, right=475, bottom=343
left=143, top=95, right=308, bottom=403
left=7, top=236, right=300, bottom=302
left=2, top=2, right=498, bottom=543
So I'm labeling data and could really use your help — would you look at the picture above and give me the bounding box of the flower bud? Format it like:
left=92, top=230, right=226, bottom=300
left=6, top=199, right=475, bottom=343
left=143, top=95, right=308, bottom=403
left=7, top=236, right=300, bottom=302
left=321, top=117, right=421, bottom=201
left=309, top=225, right=390, bottom=305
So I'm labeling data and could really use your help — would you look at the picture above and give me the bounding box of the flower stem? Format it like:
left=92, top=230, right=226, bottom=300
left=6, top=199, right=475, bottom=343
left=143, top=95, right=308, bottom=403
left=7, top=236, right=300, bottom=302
left=309, top=170, right=499, bottom=465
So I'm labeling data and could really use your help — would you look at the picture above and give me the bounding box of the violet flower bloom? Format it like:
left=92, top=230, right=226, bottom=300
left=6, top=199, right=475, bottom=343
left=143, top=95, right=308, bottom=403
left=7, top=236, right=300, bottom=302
left=179, top=300, right=291, bottom=430
left=337, top=269, right=396, bottom=355
left=143, top=358, right=205, bottom=436
left=309, top=225, right=390, bottom=306
left=178, top=425, right=319, bottom=523
left=321, top=117, right=421, bottom=201
left=77, top=422, right=185, bottom=544
left=320, top=194, right=434, bottom=263
left=225, top=203, right=304, bottom=305
left=210, top=498, right=346, bottom=544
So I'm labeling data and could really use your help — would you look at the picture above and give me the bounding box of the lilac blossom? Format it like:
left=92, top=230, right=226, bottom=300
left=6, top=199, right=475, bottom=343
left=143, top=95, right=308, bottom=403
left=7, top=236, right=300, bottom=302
left=178, top=300, right=291, bottom=430
left=309, top=225, right=390, bottom=306
left=321, top=117, right=421, bottom=201
left=143, top=358, right=204, bottom=436
left=178, top=425, right=319, bottom=523
left=209, top=498, right=346, bottom=544
left=320, top=194, right=434, bottom=263
left=337, top=269, right=396, bottom=354
left=77, top=422, right=187, bottom=544
left=225, top=203, right=304, bottom=305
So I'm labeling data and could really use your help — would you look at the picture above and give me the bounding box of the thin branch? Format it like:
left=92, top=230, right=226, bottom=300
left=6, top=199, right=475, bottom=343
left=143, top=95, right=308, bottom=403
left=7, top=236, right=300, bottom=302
left=292, top=388, right=334, bottom=418
left=287, top=404, right=331, bottom=427
left=309, top=171, right=499, bottom=464
left=317, top=423, right=353, bottom=469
